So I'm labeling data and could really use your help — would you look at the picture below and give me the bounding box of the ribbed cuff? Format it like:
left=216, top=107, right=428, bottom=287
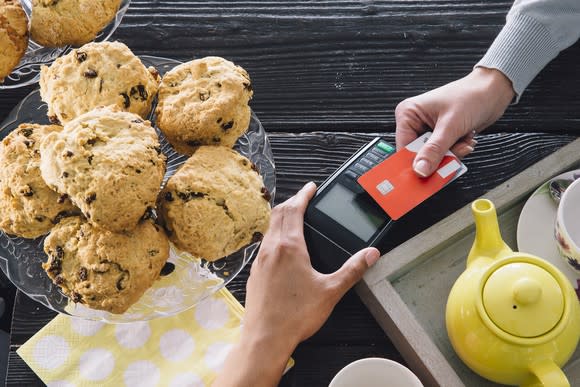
left=475, top=11, right=561, bottom=103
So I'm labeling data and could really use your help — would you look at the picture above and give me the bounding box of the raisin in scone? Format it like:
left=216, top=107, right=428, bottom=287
left=0, top=124, right=79, bottom=239
left=158, top=146, right=270, bottom=261
left=155, top=57, right=253, bottom=155
left=30, top=0, right=122, bottom=47
left=43, top=216, right=169, bottom=314
left=0, top=0, right=28, bottom=83
left=40, top=41, right=160, bottom=124
left=39, top=106, right=166, bottom=233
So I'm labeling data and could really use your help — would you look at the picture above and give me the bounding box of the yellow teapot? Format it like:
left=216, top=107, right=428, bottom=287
left=446, top=199, right=580, bottom=386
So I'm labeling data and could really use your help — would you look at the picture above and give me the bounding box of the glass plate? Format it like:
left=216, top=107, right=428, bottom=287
left=0, top=55, right=276, bottom=322
left=0, top=0, right=131, bottom=90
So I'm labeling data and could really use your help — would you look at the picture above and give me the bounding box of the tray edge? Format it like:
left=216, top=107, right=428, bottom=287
left=358, top=137, right=580, bottom=387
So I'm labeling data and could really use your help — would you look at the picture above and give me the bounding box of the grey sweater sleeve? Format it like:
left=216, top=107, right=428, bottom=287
left=475, top=0, right=580, bottom=101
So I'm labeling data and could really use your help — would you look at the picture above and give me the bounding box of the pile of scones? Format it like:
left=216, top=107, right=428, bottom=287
left=0, top=41, right=272, bottom=314
left=1, top=0, right=124, bottom=83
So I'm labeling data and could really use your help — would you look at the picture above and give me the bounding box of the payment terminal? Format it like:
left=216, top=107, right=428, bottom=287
left=304, top=137, right=395, bottom=272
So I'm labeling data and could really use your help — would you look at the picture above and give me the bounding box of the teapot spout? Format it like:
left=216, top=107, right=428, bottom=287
left=468, top=199, right=512, bottom=266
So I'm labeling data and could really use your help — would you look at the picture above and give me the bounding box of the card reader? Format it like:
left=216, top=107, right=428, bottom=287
left=304, top=137, right=395, bottom=272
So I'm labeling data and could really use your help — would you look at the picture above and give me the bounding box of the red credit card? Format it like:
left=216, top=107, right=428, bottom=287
left=357, top=132, right=466, bottom=220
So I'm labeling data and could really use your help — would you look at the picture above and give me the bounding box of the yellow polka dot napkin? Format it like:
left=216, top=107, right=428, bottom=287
left=17, top=288, right=294, bottom=386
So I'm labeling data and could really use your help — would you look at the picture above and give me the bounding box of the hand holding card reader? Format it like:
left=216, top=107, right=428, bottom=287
left=304, top=138, right=396, bottom=272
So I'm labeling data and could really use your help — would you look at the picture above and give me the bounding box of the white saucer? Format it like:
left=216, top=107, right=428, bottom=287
left=517, top=170, right=580, bottom=301
left=329, top=358, right=423, bottom=387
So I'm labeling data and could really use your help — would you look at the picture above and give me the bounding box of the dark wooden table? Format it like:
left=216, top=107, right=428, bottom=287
left=1, top=1, right=579, bottom=386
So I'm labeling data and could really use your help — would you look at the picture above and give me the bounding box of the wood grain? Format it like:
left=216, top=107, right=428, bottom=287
left=7, top=131, right=575, bottom=386
left=3, top=1, right=580, bottom=385
left=1, top=1, right=580, bottom=132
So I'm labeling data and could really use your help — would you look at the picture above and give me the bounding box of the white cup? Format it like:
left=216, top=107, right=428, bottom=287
left=555, top=178, right=580, bottom=273
left=329, top=358, right=423, bottom=387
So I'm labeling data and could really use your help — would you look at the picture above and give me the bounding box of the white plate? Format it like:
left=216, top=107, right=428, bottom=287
left=517, top=170, right=580, bottom=301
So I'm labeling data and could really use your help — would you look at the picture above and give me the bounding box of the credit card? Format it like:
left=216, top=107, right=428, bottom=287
left=357, top=132, right=467, bottom=220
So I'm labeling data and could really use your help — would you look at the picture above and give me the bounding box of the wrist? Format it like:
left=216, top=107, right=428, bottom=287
left=240, top=326, right=297, bottom=362
left=213, top=329, right=295, bottom=387
left=471, top=66, right=516, bottom=108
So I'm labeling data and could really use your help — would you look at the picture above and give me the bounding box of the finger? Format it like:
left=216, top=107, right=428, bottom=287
left=260, top=202, right=284, bottom=247
left=412, top=120, right=461, bottom=177
left=394, top=99, right=429, bottom=150
left=327, top=247, right=380, bottom=300
left=395, top=125, right=421, bottom=151
left=266, top=182, right=316, bottom=234
left=449, top=131, right=477, bottom=159
left=280, top=181, right=316, bottom=237
left=258, top=182, right=317, bottom=260
left=462, top=129, right=477, bottom=143
left=284, top=181, right=317, bottom=211
left=450, top=141, right=475, bottom=159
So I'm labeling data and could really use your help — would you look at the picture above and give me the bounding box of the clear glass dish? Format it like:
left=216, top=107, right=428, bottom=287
left=0, top=56, right=276, bottom=322
left=0, top=0, right=131, bottom=90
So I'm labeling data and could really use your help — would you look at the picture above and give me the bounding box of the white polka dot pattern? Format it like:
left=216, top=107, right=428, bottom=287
left=151, top=286, right=184, bottom=308
left=195, top=297, right=230, bottom=330
left=46, top=380, right=75, bottom=387
left=160, top=329, right=195, bottom=361
left=70, top=318, right=105, bottom=336
left=15, top=288, right=294, bottom=387
left=204, top=342, right=233, bottom=372
left=170, top=372, right=205, bottom=387
left=124, top=360, right=160, bottom=387
left=79, top=349, right=115, bottom=381
left=32, top=335, right=70, bottom=370
left=115, top=321, right=151, bottom=349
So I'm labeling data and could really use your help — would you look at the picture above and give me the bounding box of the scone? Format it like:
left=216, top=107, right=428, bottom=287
left=30, top=0, right=122, bottom=47
left=39, top=106, right=166, bottom=233
left=0, top=0, right=28, bottom=83
left=43, top=216, right=169, bottom=314
left=155, top=57, right=253, bottom=155
left=158, top=146, right=270, bottom=261
left=0, top=124, right=79, bottom=239
left=40, top=41, right=160, bottom=124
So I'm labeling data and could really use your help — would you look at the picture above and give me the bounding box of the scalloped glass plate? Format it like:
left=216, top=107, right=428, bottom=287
left=0, top=0, right=131, bottom=89
left=0, top=55, right=276, bottom=322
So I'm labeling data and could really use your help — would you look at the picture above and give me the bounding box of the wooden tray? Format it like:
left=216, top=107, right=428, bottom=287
left=357, top=138, right=580, bottom=387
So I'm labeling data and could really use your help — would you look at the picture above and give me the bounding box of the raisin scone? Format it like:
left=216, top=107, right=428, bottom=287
left=155, top=57, right=253, bottom=155
left=30, top=0, right=122, bottom=47
left=0, top=124, right=79, bottom=239
left=40, top=41, right=160, bottom=124
left=0, top=0, right=28, bottom=83
left=39, top=106, right=166, bottom=233
left=43, top=216, right=169, bottom=314
left=158, top=146, right=270, bottom=261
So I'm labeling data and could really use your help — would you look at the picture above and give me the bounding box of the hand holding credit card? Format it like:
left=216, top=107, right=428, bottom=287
left=357, top=132, right=467, bottom=220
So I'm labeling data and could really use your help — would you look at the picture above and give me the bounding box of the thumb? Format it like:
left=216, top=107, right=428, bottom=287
left=413, top=119, right=462, bottom=177
left=327, top=247, right=380, bottom=298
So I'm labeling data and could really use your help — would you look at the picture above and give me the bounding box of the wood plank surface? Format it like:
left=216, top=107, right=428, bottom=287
left=3, top=1, right=580, bottom=385
left=1, top=1, right=580, bottom=133
left=7, top=131, right=576, bottom=386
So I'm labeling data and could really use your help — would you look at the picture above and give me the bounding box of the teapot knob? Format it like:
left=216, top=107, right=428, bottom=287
left=513, top=278, right=542, bottom=306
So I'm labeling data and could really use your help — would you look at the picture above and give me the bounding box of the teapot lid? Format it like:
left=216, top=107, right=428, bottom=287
left=482, top=262, right=564, bottom=338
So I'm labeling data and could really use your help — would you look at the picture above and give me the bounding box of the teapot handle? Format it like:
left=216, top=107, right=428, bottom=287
left=522, top=360, right=569, bottom=387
